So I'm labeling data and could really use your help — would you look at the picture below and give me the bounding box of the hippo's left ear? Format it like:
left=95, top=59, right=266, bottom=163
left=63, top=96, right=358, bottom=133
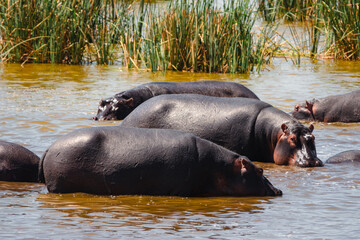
left=234, top=158, right=250, bottom=174
left=308, top=124, right=314, bottom=133
left=281, top=123, right=289, bottom=134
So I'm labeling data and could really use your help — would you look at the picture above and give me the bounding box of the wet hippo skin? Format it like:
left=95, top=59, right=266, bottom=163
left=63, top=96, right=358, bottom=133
left=291, top=90, right=360, bottom=122
left=326, top=150, right=360, bottom=163
left=94, top=81, right=259, bottom=120
left=39, top=126, right=282, bottom=197
left=121, top=94, right=323, bottom=167
left=0, top=140, right=40, bottom=182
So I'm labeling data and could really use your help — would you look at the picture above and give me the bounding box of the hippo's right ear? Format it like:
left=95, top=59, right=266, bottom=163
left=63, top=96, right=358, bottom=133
left=124, top=98, right=134, bottom=107
left=305, top=101, right=313, bottom=111
left=281, top=123, right=289, bottom=134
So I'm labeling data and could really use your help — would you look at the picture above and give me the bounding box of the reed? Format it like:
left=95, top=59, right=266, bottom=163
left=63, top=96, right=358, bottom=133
left=321, top=0, right=360, bottom=60
left=141, top=0, right=275, bottom=73
left=0, top=0, right=128, bottom=64
left=0, top=0, right=278, bottom=72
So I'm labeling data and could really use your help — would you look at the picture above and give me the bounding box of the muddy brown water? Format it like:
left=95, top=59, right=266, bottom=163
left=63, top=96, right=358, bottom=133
left=0, top=59, right=359, bottom=239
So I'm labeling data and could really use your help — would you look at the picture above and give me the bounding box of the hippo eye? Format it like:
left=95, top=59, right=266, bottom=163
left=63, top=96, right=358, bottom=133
left=256, top=168, right=263, bottom=176
left=289, top=136, right=297, bottom=144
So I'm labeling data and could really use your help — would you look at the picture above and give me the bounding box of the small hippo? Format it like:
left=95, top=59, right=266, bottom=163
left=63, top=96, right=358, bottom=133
left=121, top=94, right=323, bottom=167
left=39, top=126, right=282, bottom=197
left=0, top=140, right=40, bottom=182
left=326, top=150, right=360, bottom=164
left=291, top=90, right=360, bottom=122
left=93, top=81, right=259, bottom=120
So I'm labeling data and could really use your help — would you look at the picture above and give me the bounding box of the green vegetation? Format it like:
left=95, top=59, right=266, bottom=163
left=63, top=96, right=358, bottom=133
left=0, top=0, right=360, bottom=72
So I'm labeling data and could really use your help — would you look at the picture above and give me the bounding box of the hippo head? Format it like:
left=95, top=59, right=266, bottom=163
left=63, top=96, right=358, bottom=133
left=273, top=122, right=323, bottom=167
left=216, top=157, right=282, bottom=196
left=291, top=101, right=315, bottom=121
left=93, top=95, right=134, bottom=121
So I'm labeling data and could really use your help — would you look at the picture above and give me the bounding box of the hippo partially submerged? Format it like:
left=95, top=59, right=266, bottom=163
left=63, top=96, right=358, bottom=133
left=94, top=81, right=259, bottom=120
left=121, top=94, right=323, bottom=167
left=291, top=90, right=360, bottom=122
left=326, top=150, right=360, bottom=164
left=39, top=126, right=282, bottom=197
left=0, top=140, right=40, bottom=182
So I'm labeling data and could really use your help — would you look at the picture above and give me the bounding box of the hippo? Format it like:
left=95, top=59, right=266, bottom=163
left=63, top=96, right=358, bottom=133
left=326, top=150, right=360, bottom=164
left=39, top=126, right=282, bottom=197
left=121, top=94, right=323, bottom=167
left=291, top=90, right=360, bottom=122
left=93, top=81, right=259, bottom=120
left=0, top=140, right=40, bottom=182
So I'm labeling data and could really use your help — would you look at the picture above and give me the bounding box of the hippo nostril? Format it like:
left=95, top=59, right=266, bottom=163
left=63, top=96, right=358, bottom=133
left=93, top=116, right=98, bottom=121
left=275, top=188, right=283, bottom=196
left=316, top=159, right=324, bottom=167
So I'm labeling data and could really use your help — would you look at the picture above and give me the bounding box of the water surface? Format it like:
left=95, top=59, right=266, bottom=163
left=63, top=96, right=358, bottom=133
left=0, top=59, right=359, bottom=239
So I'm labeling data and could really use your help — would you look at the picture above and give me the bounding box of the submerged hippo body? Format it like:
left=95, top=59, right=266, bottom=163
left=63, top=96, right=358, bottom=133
left=326, top=150, right=360, bottom=164
left=94, top=81, right=259, bottom=120
left=39, top=126, right=281, bottom=196
left=0, top=140, right=40, bottom=182
left=121, top=94, right=323, bottom=167
left=291, top=90, right=360, bottom=122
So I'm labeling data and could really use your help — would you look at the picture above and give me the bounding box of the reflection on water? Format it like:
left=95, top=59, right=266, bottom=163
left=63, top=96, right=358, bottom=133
left=0, top=60, right=359, bottom=239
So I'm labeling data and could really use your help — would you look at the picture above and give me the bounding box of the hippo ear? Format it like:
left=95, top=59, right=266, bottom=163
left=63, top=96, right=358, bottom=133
left=308, top=124, right=314, bottom=133
left=240, top=158, right=252, bottom=174
left=305, top=101, right=313, bottom=111
left=124, top=98, right=134, bottom=107
left=294, top=105, right=300, bottom=112
left=233, top=158, right=250, bottom=174
left=281, top=123, right=289, bottom=134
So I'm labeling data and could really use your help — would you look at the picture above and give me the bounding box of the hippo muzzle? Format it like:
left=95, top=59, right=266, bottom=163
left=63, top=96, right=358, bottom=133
left=263, top=176, right=283, bottom=196
left=294, top=136, right=323, bottom=167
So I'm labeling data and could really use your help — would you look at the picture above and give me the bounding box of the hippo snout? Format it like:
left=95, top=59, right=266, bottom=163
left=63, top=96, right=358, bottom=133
left=296, top=157, right=324, bottom=167
left=263, top=177, right=283, bottom=196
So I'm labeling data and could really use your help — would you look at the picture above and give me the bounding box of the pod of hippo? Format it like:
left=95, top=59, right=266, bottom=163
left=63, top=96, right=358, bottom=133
left=93, top=81, right=259, bottom=121
left=121, top=94, right=323, bottom=167
left=291, top=90, right=360, bottom=122
left=0, top=140, right=40, bottom=182
left=39, top=126, right=282, bottom=196
left=326, top=150, right=360, bottom=164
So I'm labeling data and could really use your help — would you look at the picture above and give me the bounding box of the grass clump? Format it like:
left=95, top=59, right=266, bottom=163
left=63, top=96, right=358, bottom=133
left=321, top=0, right=360, bottom=60
left=0, top=0, right=129, bottom=64
left=141, top=0, right=275, bottom=73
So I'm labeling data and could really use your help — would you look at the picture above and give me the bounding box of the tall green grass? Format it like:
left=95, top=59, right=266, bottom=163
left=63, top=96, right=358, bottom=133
left=140, top=0, right=276, bottom=73
left=321, top=0, right=360, bottom=60
left=2, top=0, right=360, bottom=71
left=0, top=0, right=128, bottom=64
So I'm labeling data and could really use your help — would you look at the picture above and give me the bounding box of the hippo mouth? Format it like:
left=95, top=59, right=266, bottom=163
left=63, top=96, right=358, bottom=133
left=294, top=156, right=324, bottom=167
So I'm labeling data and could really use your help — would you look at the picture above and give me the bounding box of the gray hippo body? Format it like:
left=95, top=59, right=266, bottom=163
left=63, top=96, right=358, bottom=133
left=326, top=150, right=360, bottom=163
left=39, top=126, right=281, bottom=197
left=94, top=81, right=259, bottom=120
left=121, top=94, right=323, bottom=167
left=291, top=90, right=360, bottom=122
left=0, top=140, right=40, bottom=182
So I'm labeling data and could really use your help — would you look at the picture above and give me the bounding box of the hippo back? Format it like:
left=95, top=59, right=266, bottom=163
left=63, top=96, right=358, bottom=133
left=41, top=126, right=240, bottom=195
left=315, top=90, right=360, bottom=122
left=121, top=94, right=273, bottom=160
left=145, top=81, right=259, bottom=99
